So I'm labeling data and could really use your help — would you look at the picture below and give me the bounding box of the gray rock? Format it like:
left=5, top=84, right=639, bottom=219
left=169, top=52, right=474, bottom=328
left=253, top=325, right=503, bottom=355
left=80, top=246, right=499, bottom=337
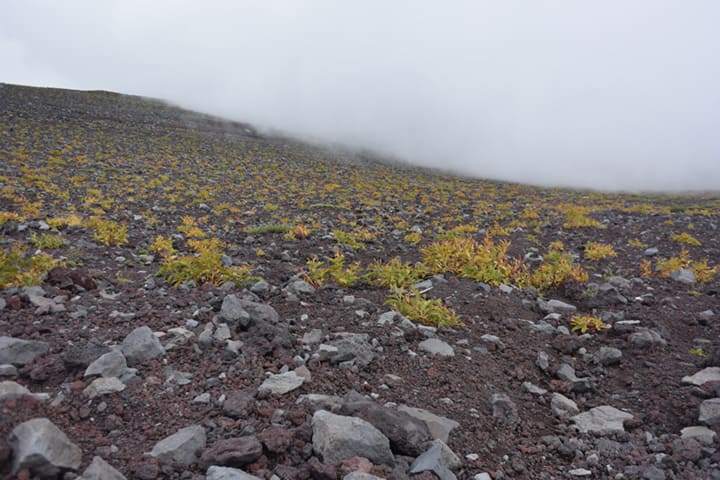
left=682, top=367, right=720, bottom=386
left=680, top=425, right=717, bottom=445
left=0, top=380, right=49, bottom=402
left=644, top=247, right=659, bottom=257
left=418, top=338, right=454, bottom=357
left=0, top=336, right=49, bottom=366
left=219, top=295, right=252, bottom=328
left=571, top=405, right=634, bottom=434
left=258, top=371, right=305, bottom=395
left=569, top=468, right=592, bottom=477
left=490, top=393, right=518, bottom=424
left=206, top=466, right=262, bottom=480
left=536, top=351, right=550, bottom=372
left=63, top=341, right=111, bottom=368
left=237, top=299, right=280, bottom=324
left=344, top=473, right=385, bottom=480
left=699, top=398, right=720, bottom=427
left=551, top=393, right=579, bottom=418
left=409, top=443, right=456, bottom=480
left=0, top=364, right=18, bottom=377
left=397, top=405, right=459, bottom=443
left=222, top=390, right=254, bottom=418
left=27, top=294, right=66, bottom=314
left=538, top=298, right=577, bottom=314
left=286, top=279, right=316, bottom=295
left=302, top=329, right=323, bottom=346
left=312, top=410, right=394, bottom=466
left=249, top=280, right=270, bottom=295
left=592, top=347, right=622, bottom=366
left=340, top=395, right=431, bottom=456
left=556, top=364, right=592, bottom=392
left=80, top=456, right=126, bottom=480
left=528, top=321, right=559, bottom=335
left=328, top=334, right=376, bottom=368
left=296, top=393, right=343, bottom=411
left=84, top=350, right=128, bottom=378
left=670, top=268, right=696, bottom=284
left=629, top=329, right=666, bottom=349
left=214, top=323, right=232, bottom=342
left=200, top=436, right=263, bottom=468
left=522, top=382, right=547, bottom=395
left=149, top=425, right=207, bottom=466
left=120, top=326, right=165, bottom=366
left=8, top=418, right=82, bottom=477
left=83, top=377, right=126, bottom=398
left=699, top=310, right=715, bottom=321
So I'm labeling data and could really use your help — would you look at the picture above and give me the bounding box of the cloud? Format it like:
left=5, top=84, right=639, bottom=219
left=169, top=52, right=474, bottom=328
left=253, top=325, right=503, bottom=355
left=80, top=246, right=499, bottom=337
left=3, top=0, right=720, bottom=192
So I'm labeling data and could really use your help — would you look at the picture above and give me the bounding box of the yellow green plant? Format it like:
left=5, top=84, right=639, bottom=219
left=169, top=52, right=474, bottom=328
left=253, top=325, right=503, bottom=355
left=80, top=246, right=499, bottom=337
left=158, top=238, right=253, bottom=286
left=46, top=213, right=83, bottom=229
left=670, top=232, right=701, bottom=247
left=385, top=288, right=462, bottom=328
left=247, top=223, right=293, bottom=235
left=29, top=232, right=66, bottom=250
left=365, top=257, right=427, bottom=289
left=584, top=242, right=617, bottom=261
left=570, top=315, right=608, bottom=334
left=436, top=224, right=477, bottom=241
left=85, top=217, right=128, bottom=246
left=284, top=224, right=311, bottom=240
left=149, top=235, right=176, bottom=257
left=689, top=347, right=707, bottom=358
left=518, top=242, right=589, bottom=291
left=1, top=245, right=61, bottom=288
left=628, top=238, right=647, bottom=249
left=0, top=211, right=24, bottom=225
left=177, top=216, right=205, bottom=238
left=562, top=206, right=603, bottom=229
left=643, top=248, right=718, bottom=282
left=305, top=252, right=361, bottom=288
left=333, top=229, right=376, bottom=250
left=403, top=232, right=421, bottom=244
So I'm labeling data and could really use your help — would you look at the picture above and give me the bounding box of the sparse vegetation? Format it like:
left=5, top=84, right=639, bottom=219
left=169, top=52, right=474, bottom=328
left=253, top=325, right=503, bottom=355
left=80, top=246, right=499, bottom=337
left=158, top=238, right=253, bottom=286
left=584, top=241, right=617, bottom=261
left=385, top=288, right=462, bottom=328
left=570, top=314, right=609, bottom=334
left=0, top=245, right=61, bottom=288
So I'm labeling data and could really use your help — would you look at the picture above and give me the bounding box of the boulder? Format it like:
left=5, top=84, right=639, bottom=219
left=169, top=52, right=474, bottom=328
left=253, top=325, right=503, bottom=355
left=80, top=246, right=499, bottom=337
left=148, top=425, right=206, bottom=466
left=312, top=410, right=394, bottom=466
left=0, top=336, right=49, bottom=366
left=8, top=418, right=82, bottom=477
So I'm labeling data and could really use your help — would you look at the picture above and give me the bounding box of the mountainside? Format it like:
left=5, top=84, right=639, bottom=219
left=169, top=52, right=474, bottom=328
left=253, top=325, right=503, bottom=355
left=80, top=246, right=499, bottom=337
left=1, top=83, right=720, bottom=480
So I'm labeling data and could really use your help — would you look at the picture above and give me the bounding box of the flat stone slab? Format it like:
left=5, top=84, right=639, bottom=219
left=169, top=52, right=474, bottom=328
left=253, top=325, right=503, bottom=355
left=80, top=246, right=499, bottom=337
left=571, top=405, right=634, bottom=434
left=682, top=367, right=720, bottom=386
left=258, top=371, right=305, bottom=395
left=681, top=425, right=717, bottom=445
left=397, top=405, right=459, bottom=443
left=418, top=338, right=454, bottom=357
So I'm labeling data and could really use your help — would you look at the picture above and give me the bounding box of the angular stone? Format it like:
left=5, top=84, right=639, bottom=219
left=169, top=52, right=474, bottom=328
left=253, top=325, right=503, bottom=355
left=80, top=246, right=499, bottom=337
left=81, top=456, right=127, bottom=480
left=628, top=329, right=666, bottom=349
left=238, top=299, right=279, bottom=324
left=222, top=390, right=254, bottom=418
left=409, top=443, right=456, bottom=480
left=329, top=334, right=376, bottom=368
left=340, top=395, right=431, bottom=456
left=522, top=382, right=547, bottom=395
left=220, top=295, right=252, bottom=328
left=0, top=381, right=49, bottom=402
left=418, top=338, right=454, bottom=357
left=490, top=393, right=518, bottom=424
left=9, top=418, right=82, bottom=477
left=200, top=436, right=262, bottom=468
left=0, top=336, right=49, bottom=366
left=571, top=406, right=634, bottom=434
left=556, top=364, right=592, bottom=393
left=344, top=473, right=384, bottom=480
left=699, top=398, right=720, bottom=427
left=592, top=347, right=622, bottom=366
left=550, top=393, right=579, bottom=418
left=680, top=426, right=717, bottom=445
left=84, top=350, right=128, bottom=379
left=258, top=371, right=305, bottom=395
left=121, top=326, right=165, bottom=366
left=670, top=268, right=696, bottom=284
left=149, top=425, right=206, bottom=466
left=0, top=364, right=18, bottom=377
left=83, top=377, right=126, bottom=398
left=397, top=405, right=459, bottom=443
left=206, top=466, right=263, bottom=480
left=538, top=299, right=577, bottom=314
left=62, top=340, right=110, bottom=369
left=682, top=367, right=720, bottom=386
left=312, top=410, right=394, bottom=466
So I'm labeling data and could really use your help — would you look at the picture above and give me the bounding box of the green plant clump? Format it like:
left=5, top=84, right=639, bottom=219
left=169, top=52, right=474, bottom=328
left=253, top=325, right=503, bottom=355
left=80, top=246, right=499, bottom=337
left=1, top=246, right=61, bottom=288
left=246, top=223, right=293, bottom=235
left=158, top=238, right=254, bottom=287
left=385, top=288, right=462, bottom=328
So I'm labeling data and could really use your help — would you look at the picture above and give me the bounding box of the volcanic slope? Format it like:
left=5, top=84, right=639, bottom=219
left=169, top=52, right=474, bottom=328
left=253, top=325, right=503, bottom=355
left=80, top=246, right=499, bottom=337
left=1, top=83, right=720, bottom=479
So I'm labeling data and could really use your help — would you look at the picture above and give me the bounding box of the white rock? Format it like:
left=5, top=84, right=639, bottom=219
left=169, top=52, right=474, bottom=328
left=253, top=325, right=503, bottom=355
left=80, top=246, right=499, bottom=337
left=80, top=456, right=127, bottom=480
left=571, top=405, right=633, bottom=434
left=149, top=425, right=206, bottom=465
left=207, top=466, right=262, bottom=480
left=682, top=367, right=720, bottom=386
left=9, top=418, right=82, bottom=476
left=312, top=410, right=394, bottom=466
left=258, top=371, right=305, bottom=395
left=84, top=350, right=128, bottom=378
left=681, top=425, right=717, bottom=445
left=83, top=377, right=126, bottom=398
left=551, top=393, right=579, bottom=418
left=418, top=338, right=455, bottom=357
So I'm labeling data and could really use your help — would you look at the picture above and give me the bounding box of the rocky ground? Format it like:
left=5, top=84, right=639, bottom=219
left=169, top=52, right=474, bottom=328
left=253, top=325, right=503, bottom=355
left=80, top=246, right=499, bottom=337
left=1, top=83, right=720, bottom=480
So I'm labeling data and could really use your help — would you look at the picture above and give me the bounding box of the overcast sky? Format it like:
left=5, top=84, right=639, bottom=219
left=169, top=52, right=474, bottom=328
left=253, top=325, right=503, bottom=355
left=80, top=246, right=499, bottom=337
left=3, top=1, right=719, bottom=192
